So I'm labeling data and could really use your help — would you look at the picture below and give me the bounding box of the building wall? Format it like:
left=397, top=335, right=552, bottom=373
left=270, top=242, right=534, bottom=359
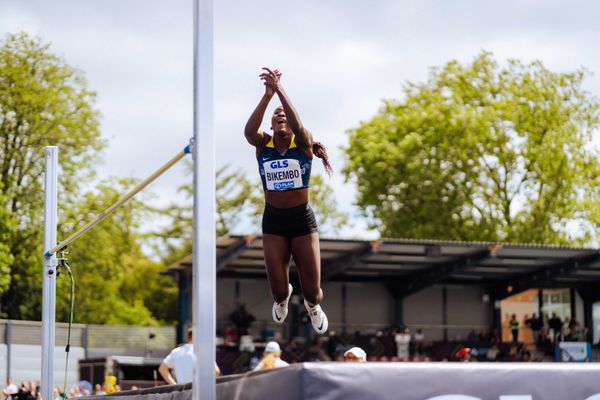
left=215, top=278, right=394, bottom=335
left=446, top=285, right=490, bottom=326
left=217, top=278, right=273, bottom=329
left=215, top=279, right=491, bottom=340
left=0, top=320, right=175, bottom=387
left=334, top=282, right=393, bottom=332
left=0, top=344, right=84, bottom=388
left=403, top=286, right=444, bottom=326
left=403, top=284, right=491, bottom=341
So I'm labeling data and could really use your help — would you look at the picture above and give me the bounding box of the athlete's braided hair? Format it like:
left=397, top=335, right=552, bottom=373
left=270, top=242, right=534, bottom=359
left=312, top=141, right=332, bottom=177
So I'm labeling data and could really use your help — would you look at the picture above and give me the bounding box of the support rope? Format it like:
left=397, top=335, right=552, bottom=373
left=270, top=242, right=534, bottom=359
left=57, top=253, right=75, bottom=400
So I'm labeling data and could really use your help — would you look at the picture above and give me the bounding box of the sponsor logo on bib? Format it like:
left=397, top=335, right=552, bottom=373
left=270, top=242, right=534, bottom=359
left=263, top=158, right=303, bottom=191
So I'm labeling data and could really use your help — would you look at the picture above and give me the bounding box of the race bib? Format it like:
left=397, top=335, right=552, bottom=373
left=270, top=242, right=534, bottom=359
left=263, top=159, right=303, bottom=191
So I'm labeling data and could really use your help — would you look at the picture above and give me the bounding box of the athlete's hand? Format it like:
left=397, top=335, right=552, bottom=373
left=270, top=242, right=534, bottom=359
left=260, top=67, right=282, bottom=94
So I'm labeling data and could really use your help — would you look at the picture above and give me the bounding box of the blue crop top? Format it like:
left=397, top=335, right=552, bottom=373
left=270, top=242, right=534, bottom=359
left=257, top=135, right=312, bottom=192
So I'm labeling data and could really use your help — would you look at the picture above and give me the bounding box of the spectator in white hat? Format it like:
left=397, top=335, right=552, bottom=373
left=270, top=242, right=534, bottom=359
left=253, top=341, right=290, bottom=371
left=343, top=347, right=367, bottom=362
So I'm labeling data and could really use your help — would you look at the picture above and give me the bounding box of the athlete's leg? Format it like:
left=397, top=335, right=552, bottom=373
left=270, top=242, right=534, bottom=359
left=290, top=232, right=322, bottom=305
left=262, top=233, right=292, bottom=302
left=291, top=232, right=328, bottom=333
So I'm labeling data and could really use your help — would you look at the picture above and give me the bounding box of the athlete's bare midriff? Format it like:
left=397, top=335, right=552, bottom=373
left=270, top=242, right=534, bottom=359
left=265, top=187, right=309, bottom=208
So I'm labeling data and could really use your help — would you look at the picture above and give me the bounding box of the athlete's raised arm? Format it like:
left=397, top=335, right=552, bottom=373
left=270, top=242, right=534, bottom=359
left=244, top=69, right=280, bottom=147
left=260, top=68, right=313, bottom=151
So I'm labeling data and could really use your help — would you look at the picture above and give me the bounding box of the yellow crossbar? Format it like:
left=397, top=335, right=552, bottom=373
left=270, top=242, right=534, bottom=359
left=45, top=148, right=189, bottom=256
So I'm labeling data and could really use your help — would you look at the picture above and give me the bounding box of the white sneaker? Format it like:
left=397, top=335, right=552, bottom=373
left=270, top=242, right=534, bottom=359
left=272, top=284, right=293, bottom=324
left=304, top=300, right=328, bottom=334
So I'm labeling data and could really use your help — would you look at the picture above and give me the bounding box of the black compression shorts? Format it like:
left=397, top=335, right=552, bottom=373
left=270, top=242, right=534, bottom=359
left=262, top=202, right=318, bottom=238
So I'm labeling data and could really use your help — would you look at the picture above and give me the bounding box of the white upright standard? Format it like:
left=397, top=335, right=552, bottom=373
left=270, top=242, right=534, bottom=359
left=41, top=146, right=58, bottom=400
left=192, top=0, right=216, bottom=399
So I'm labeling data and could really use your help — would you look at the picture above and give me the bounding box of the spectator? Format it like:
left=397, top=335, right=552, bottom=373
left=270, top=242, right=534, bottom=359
left=413, top=329, right=426, bottom=356
left=526, top=313, right=543, bottom=345
left=538, top=328, right=554, bottom=356
left=224, top=325, right=238, bottom=346
left=548, top=313, right=563, bottom=340
left=53, top=386, right=63, bottom=400
left=555, top=327, right=567, bottom=343
left=343, top=347, right=367, bottom=362
left=455, top=347, right=472, bottom=362
left=486, top=344, right=499, bottom=361
left=159, top=328, right=221, bottom=384
left=67, top=386, right=80, bottom=398
left=487, top=328, right=501, bottom=344
left=395, top=328, right=411, bottom=359
left=27, top=383, right=37, bottom=400
left=477, top=328, right=488, bottom=342
left=3, top=378, right=17, bottom=400
left=467, top=329, right=478, bottom=342
left=253, top=341, right=289, bottom=370
left=568, top=317, right=581, bottom=341
left=12, top=383, right=33, bottom=400
left=300, top=310, right=313, bottom=343
left=505, top=345, right=519, bottom=362
left=509, top=314, right=519, bottom=343
left=93, top=384, right=105, bottom=396
left=260, top=325, right=275, bottom=341
left=518, top=345, right=532, bottom=362
left=229, top=302, right=256, bottom=336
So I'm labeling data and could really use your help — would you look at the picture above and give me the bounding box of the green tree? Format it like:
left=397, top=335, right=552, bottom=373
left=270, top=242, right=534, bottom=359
left=55, top=179, right=176, bottom=325
left=0, top=191, right=15, bottom=307
left=0, top=32, right=104, bottom=318
left=343, top=52, right=600, bottom=245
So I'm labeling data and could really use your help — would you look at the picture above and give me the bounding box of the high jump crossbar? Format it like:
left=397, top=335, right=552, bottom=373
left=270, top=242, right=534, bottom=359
left=44, top=144, right=190, bottom=257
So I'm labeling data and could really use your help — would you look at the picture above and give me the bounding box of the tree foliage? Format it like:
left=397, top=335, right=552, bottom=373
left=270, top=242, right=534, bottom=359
left=0, top=191, right=15, bottom=297
left=0, top=32, right=104, bottom=318
left=0, top=33, right=177, bottom=325
left=343, top=52, right=600, bottom=245
left=55, top=180, right=176, bottom=325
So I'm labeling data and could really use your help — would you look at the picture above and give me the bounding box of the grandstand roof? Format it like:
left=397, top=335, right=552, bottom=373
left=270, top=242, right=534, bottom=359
left=163, top=235, right=600, bottom=299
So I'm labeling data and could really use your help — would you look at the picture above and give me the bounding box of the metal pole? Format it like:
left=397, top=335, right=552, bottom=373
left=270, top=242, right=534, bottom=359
left=46, top=147, right=189, bottom=256
left=193, top=0, right=215, bottom=399
left=342, top=284, right=347, bottom=333
left=442, top=286, right=448, bottom=341
left=41, top=146, right=58, bottom=400
left=6, top=320, right=11, bottom=382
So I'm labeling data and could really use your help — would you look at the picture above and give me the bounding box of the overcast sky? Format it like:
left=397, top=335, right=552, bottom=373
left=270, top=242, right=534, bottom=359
left=1, top=0, right=599, bottom=240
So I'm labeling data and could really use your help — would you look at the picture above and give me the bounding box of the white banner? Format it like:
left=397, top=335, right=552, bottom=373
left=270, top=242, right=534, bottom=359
left=557, top=341, right=592, bottom=362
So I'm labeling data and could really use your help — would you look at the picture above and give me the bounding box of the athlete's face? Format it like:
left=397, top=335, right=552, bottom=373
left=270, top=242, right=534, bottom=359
left=271, top=107, right=287, bottom=133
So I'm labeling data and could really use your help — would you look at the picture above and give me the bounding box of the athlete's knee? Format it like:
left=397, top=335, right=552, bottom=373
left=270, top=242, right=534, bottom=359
left=271, top=285, right=289, bottom=303
left=304, top=287, right=323, bottom=306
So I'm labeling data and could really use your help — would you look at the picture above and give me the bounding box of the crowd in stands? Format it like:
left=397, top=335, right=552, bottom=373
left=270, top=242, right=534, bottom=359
left=1, top=379, right=41, bottom=400
left=213, top=306, right=594, bottom=374
left=2, top=377, right=136, bottom=400
left=3, top=310, right=592, bottom=397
